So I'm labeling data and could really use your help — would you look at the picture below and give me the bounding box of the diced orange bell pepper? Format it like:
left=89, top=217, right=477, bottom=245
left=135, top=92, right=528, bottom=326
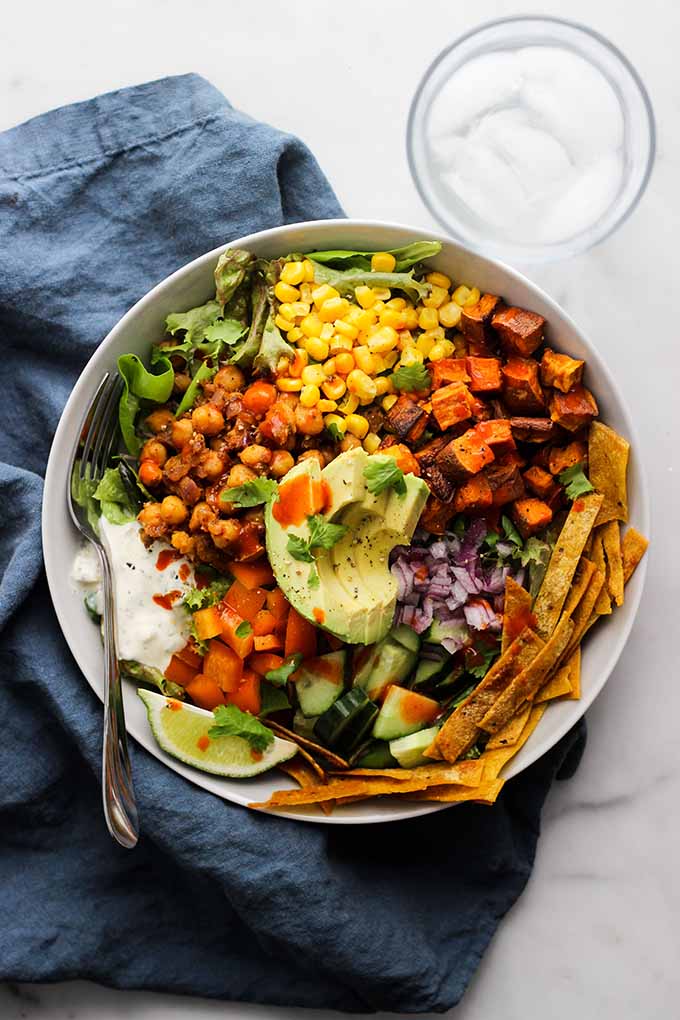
left=254, top=633, right=283, bottom=652
left=266, top=588, right=290, bottom=623
left=224, top=579, right=267, bottom=622
left=192, top=606, right=223, bottom=641
left=175, top=640, right=204, bottom=670
left=284, top=606, right=318, bottom=659
left=163, top=654, right=199, bottom=688
left=219, top=603, right=255, bottom=658
left=226, top=670, right=261, bottom=715
left=252, top=609, right=277, bottom=636
left=203, top=639, right=243, bottom=693
left=184, top=675, right=227, bottom=711
left=226, top=560, right=275, bottom=590
left=247, top=652, right=285, bottom=677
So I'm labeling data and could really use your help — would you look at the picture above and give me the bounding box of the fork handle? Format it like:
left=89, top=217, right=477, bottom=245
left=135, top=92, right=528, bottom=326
left=99, top=551, right=139, bottom=848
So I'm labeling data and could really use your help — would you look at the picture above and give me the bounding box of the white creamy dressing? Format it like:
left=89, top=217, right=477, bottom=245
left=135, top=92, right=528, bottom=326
left=427, top=46, right=624, bottom=244
left=70, top=519, right=195, bottom=672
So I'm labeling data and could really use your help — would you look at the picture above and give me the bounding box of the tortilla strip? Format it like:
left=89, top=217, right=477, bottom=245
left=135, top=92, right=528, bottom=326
left=589, top=528, right=612, bottom=616
left=601, top=520, right=624, bottom=606
left=566, top=647, right=581, bottom=700
left=501, top=576, right=534, bottom=654
left=588, top=421, right=630, bottom=525
left=333, top=760, right=485, bottom=786
left=533, top=493, right=603, bottom=638
left=281, top=742, right=326, bottom=780
left=535, top=660, right=573, bottom=703
left=430, top=628, right=545, bottom=763
left=278, top=758, right=333, bottom=814
left=478, top=617, right=574, bottom=734
left=485, top=703, right=533, bottom=750
left=250, top=775, right=432, bottom=808
left=479, top=704, right=547, bottom=779
left=564, top=566, right=605, bottom=659
left=265, top=720, right=349, bottom=769
left=399, top=779, right=505, bottom=804
left=561, top=557, right=596, bottom=619
left=621, top=527, right=649, bottom=584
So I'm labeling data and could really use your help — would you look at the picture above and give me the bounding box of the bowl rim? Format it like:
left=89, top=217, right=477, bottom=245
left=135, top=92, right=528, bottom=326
left=406, top=15, right=657, bottom=263
left=42, top=216, right=650, bottom=824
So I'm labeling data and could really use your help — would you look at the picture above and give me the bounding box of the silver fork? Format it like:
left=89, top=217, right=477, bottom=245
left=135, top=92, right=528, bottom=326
left=68, top=371, right=139, bottom=849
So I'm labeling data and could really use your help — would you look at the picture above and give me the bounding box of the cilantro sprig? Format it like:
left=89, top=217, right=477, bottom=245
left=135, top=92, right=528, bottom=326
left=235, top=621, right=253, bottom=639
left=364, top=458, right=407, bottom=497
left=287, top=514, right=349, bottom=563
left=183, top=576, right=231, bottom=611
left=265, top=653, right=303, bottom=687
left=208, top=704, right=274, bottom=752
left=220, top=478, right=279, bottom=509
left=559, top=462, right=594, bottom=501
left=389, top=363, right=431, bottom=392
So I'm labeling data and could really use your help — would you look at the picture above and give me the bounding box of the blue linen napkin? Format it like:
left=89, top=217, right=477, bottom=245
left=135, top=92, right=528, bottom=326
left=0, top=73, right=586, bottom=1013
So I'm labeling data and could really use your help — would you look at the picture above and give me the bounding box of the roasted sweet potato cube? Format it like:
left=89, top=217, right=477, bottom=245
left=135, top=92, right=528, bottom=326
left=430, top=357, right=470, bottom=389
left=431, top=382, right=473, bottom=431
left=468, top=396, right=492, bottom=421
left=460, top=294, right=501, bottom=341
left=549, top=386, right=598, bottom=432
left=523, top=465, right=560, bottom=500
left=475, top=419, right=516, bottom=457
left=486, top=464, right=526, bottom=507
left=491, top=306, right=545, bottom=356
left=465, top=357, right=502, bottom=393
left=415, top=434, right=449, bottom=468
left=540, top=348, right=584, bottom=393
left=378, top=442, right=421, bottom=476
left=510, top=498, right=554, bottom=539
left=420, top=494, right=455, bottom=535
left=452, top=474, right=493, bottom=512
left=387, top=395, right=429, bottom=441
left=435, top=427, right=495, bottom=481
left=509, top=417, right=555, bottom=443
left=501, top=357, right=546, bottom=414
left=496, top=448, right=527, bottom=469
left=422, top=463, right=456, bottom=502
left=548, top=440, right=588, bottom=476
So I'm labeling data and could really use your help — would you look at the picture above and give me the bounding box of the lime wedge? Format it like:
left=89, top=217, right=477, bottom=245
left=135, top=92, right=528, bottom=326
left=137, top=689, right=297, bottom=778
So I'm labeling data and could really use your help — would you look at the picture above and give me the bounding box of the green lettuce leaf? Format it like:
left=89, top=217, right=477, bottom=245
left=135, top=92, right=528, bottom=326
left=229, top=275, right=268, bottom=369
left=214, top=249, right=255, bottom=309
left=117, top=353, right=174, bottom=455
left=310, top=262, right=430, bottom=302
left=304, top=240, right=442, bottom=272
left=208, top=704, right=275, bottom=752
left=175, top=361, right=216, bottom=418
left=93, top=466, right=138, bottom=525
left=120, top=659, right=185, bottom=700
left=165, top=299, right=222, bottom=342
left=253, top=315, right=295, bottom=375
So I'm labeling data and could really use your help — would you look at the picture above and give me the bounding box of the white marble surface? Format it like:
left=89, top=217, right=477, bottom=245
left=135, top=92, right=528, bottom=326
left=1, top=0, right=679, bottom=1017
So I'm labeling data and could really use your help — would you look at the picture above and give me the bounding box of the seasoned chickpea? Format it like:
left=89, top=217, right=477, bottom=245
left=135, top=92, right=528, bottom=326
left=294, top=405, right=325, bottom=436
left=138, top=460, right=163, bottom=487
left=160, top=495, right=188, bottom=526
left=227, top=464, right=257, bottom=488
left=139, top=439, right=167, bottom=466
left=298, top=450, right=325, bottom=469
left=196, top=449, right=226, bottom=481
left=145, top=408, right=174, bottom=433
left=269, top=450, right=295, bottom=477
left=170, top=530, right=194, bottom=556
left=191, top=404, right=224, bottom=436
left=214, top=365, right=246, bottom=392
left=208, top=518, right=241, bottom=549
left=340, top=434, right=362, bottom=452
left=173, top=372, right=191, bottom=394
left=189, top=501, right=216, bottom=532
left=137, top=503, right=164, bottom=529
left=170, top=417, right=194, bottom=449
left=239, top=444, right=273, bottom=470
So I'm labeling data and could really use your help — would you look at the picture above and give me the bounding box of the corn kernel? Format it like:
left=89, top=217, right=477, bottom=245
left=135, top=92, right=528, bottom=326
left=304, top=336, right=330, bottom=361
left=363, top=432, right=381, bottom=454
left=335, top=319, right=359, bottom=341
left=280, top=261, right=305, bottom=286
left=452, top=285, right=471, bottom=306
left=300, top=313, right=322, bottom=339
left=335, top=352, right=355, bottom=374
left=386, top=296, right=407, bottom=311
left=402, top=308, right=420, bottom=330
left=371, top=288, right=391, bottom=301
left=302, top=260, right=315, bottom=282
left=299, top=282, right=313, bottom=303
left=344, top=413, right=370, bottom=439
left=423, top=285, right=448, bottom=309
left=439, top=339, right=455, bottom=357
left=289, top=349, right=308, bottom=377
left=464, top=286, right=480, bottom=307
left=288, top=327, right=304, bottom=343
left=337, top=392, right=360, bottom=415
left=347, top=369, right=377, bottom=404
left=323, top=358, right=337, bottom=377
left=355, top=309, right=377, bottom=331
left=401, top=347, right=424, bottom=367
left=372, top=300, right=386, bottom=314
left=318, top=399, right=337, bottom=413
left=322, top=376, right=347, bottom=401
left=319, top=296, right=350, bottom=322
left=275, top=314, right=295, bottom=332
left=416, top=333, right=436, bottom=358
left=321, top=323, right=335, bottom=341
left=274, top=281, right=300, bottom=303
left=426, top=270, right=452, bottom=289
left=371, top=252, right=396, bottom=272
left=353, top=346, right=376, bottom=374
left=418, top=306, right=439, bottom=331
left=384, top=350, right=400, bottom=369
left=355, top=285, right=376, bottom=309
left=379, top=308, right=406, bottom=330
left=382, top=394, right=398, bottom=411
left=372, top=354, right=387, bottom=374
left=301, top=364, right=326, bottom=387
left=290, top=301, right=311, bottom=319
left=324, top=413, right=346, bottom=434
left=277, top=377, right=303, bottom=392
left=374, top=376, right=392, bottom=396
left=367, top=326, right=399, bottom=354
left=422, top=326, right=445, bottom=343
left=312, top=283, right=339, bottom=306
left=329, top=336, right=353, bottom=356
left=438, top=301, right=462, bottom=328
left=300, top=384, right=320, bottom=407
left=428, top=343, right=448, bottom=362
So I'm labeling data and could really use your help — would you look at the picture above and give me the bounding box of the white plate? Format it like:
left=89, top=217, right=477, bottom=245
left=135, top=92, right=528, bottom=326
left=43, top=219, right=649, bottom=824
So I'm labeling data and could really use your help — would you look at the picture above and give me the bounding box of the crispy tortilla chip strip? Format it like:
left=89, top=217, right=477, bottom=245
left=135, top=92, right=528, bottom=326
left=622, top=527, right=649, bottom=584
left=502, top=576, right=534, bottom=654
left=589, top=421, right=630, bottom=525
left=601, top=520, right=624, bottom=606
left=564, top=568, right=605, bottom=659
left=250, top=775, right=432, bottom=809
left=479, top=704, right=547, bottom=779
left=431, top=628, right=545, bottom=763
left=533, top=493, right=603, bottom=638
left=281, top=742, right=326, bottom=780
left=333, top=760, right=485, bottom=786
left=486, top=703, right=532, bottom=750
left=585, top=523, right=612, bottom=616
left=479, top=617, right=574, bottom=734
left=278, top=757, right=332, bottom=813
left=561, top=557, right=596, bottom=619
left=535, top=660, right=573, bottom=703
left=265, top=720, right=349, bottom=769
left=566, top=647, right=581, bottom=700
left=400, top=779, right=505, bottom=804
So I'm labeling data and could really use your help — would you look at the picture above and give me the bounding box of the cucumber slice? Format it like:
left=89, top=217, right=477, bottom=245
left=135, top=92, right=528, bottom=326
left=389, top=725, right=440, bottom=768
left=372, top=685, right=440, bottom=741
left=412, top=657, right=446, bottom=689
left=354, top=741, right=399, bottom=769
left=335, top=700, right=379, bottom=755
left=295, top=651, right=346, bottom=717
left=390, top=623, right=421, bottom=655
left=314, top=687, right=374, bottom=749
left=354, top=638, right=417, bottom=701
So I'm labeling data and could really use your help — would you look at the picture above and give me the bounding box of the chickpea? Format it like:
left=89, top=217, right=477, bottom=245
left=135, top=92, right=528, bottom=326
left=189, top=501, right=216, bottom=532
left=170, top=530, right=194, bottom=556
left=294, top=404, right=325, bottom=436
left=227, top=464, right=257, bottom=488
left=208, top=518, right=241, bottom=549
left=139, top=439, right=167, bottom=466
left=195, top=449, right=225, bottom=481
left=138, top=503, right=164, bottom=529
left=269, top=450, right=295, bottom=478
left=340, top=434, right=362, bottom=452
left=173, top=372, right=191, bottom=394
left=239, top=444, right=273, bottom=470
left=160, top=495, right=188, bottom=526
left=138, top=460, right=163, bottom=487
left=145, top=408, right=174, bottom=434
left=192, top=403, right=225, bottom=436
left=214, top=365, right=246, bottom=392
left=298, top=450, right=325, bottom=469
left=170, top=417, right=194, bottom=449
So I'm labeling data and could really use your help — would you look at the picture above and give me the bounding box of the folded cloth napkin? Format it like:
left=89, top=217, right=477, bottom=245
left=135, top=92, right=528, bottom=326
left=0, top=74, right=586, bottom=1013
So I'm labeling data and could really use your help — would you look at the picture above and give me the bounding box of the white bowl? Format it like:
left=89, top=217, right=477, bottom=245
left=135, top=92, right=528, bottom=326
left=43, top=219, right=649, bottom=824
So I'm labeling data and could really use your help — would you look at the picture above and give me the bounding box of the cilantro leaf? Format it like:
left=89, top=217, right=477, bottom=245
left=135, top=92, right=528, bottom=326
left=221, top=478, right=279, bottom=509
left=501, top=514, right=523, bottom=548
left=559, top=462, right=594, bottom=500
left=265, top=653, right=304, bottom=687
left=390, top=363, right=431, bottom=392
left=308, top=565, right=320, bottom=589
left=518, top=536, right=551, bottom=569
left=235, top=621, right=252, bottom=638
left=287, top=534, right=315, bottom=562
left=364, top=458, right=407, bottom=497
left=326, top=422, right=343, bottom=442
left=462, top=744, right=482, bottom=760
left=183, top=576, right=231, bottom=611
left=308, top=514, right=349, bottom=550
left=208, top=704, right=274, bottom=752
left=468, top=644, right=499, bottom=680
